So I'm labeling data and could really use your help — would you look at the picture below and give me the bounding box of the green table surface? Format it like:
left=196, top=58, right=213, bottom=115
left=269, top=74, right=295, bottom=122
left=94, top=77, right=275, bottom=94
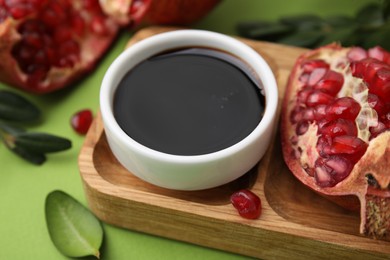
left=0, top=0, right=373, bottom=259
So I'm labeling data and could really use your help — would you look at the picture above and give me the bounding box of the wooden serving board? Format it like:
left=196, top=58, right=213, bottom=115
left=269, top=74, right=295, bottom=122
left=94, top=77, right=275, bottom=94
left=78, top=27, right=390, bottom=259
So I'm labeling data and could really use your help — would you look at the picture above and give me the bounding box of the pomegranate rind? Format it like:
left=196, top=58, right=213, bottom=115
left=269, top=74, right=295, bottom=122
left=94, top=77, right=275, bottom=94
left=100, top=0, right=221, bottom=26
left=281, top=43, right=390, bottom=239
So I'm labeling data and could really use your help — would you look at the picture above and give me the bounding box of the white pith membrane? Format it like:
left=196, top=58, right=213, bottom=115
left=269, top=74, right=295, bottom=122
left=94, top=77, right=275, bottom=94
left=294, top=48, right=379, bottom=183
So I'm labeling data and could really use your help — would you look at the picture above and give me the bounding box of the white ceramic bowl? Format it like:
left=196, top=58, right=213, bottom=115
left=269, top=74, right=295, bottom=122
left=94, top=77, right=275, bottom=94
left=100, top=29, right=278, bottom=190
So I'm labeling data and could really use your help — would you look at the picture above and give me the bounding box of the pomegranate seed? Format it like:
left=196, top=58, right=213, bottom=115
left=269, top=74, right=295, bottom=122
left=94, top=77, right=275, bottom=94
left=230, top=189, right=262, bottom=219
left=314, top=104, right=327, bottom=120
left=290, top=105, right=304, bottom=124
left=314, top=156, right=353, bottom=187
left=41, top=2, right=66, bottom=28
left=297, top=87, right=312, bottom=103
left=369, top=121, right=387, bottom=139
left=350, top=58, right=377, bottom=78
left=319, top=118, right=357, bottom=137
left=90, top=15, right=108, bottom=35
left=70, top=13, right=85, bottom=37
left=302, top=107, right=315, bottom=122
left=298, top=73, right=309, bottom=84
left=314, top=70, right=344, bottom=96
left=347, top=47, right=368, bottom=62
left=306, top=90, right=334, bottom=107
left=301, top=59, right=329, bottom=74
left=368, top=46, right=390, bottom=63
left=308, top=67, right=328, bottom=86
left=296, top=121, right=309, bottom=135
left=325, top=97, right=361, bottom=121
left=71, top=109, right=93, bottom=135
left=363, top=61, right=390, bottom=85
left=329, top=135, right=368, bottom=163
left=368, top=93, right=386, bottom=116
left=316, top=135, right=332, bottom=157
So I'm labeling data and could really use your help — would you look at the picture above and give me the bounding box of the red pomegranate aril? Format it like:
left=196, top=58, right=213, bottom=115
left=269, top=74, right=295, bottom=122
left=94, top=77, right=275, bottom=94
left=301, top=59, right=329, bottom=73
left=297, top=87, right=312, bottom=103
left=306, top=90, right=334, bottom=107
left=329, top=135, right=368, bottom=163
left=369, top=121, right=387, bottom=139
left=230, top=189, right=262, bottom=219
left=308, top=67, right=328, bottom=86
left=71, top=109, right=93, bottom=135
left=314, top=156, right=353, bottom=187
left=314, top=104, right=327, bottom=120
left=368, top=46, right=390, bottom=63
left=313, top=70, right=344, bottom=96
left=296, top=121, right=310, bottom=135
left=347, top=47, right=368, bottom=62
left=302, top=107, right=315, bottom=122
left=290, top=106, right=304, bottom=124
left=90, top=15, right=108, bottom=35
left=282, top=43, right=390, bottom=240
left=319, top=118, right=357, bottom=137
left=325, top=97, right=361, bottom=121
left=368, top=93, right=386, bottom=116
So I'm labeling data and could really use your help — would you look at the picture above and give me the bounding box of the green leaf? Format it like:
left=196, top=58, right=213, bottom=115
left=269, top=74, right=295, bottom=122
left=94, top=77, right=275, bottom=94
left=45, top=190, right=103, bottom=258
left=361, top=25, right=390, bottom=50
left=0, top=90, right=41, bottom=122
left=14, top=132, right=72, bottom=153
left=237, top=21, right=292, bottom=39
left=323, top=15, right=355, bottom=27
left=383, top=0, right=390, bottom=20
left=356, top=3, right=384, bottom=29
left=278, top=30, right=325, bottom=48
left=8, top=145, right=46, bottom=165
left=318, top=26, right=359, bottom=47
left=280, top=14, right=324, bottom=30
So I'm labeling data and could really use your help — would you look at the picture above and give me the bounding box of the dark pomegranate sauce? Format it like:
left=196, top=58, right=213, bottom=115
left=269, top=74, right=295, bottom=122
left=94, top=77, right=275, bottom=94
left=113, top=48, right=265, bottom=155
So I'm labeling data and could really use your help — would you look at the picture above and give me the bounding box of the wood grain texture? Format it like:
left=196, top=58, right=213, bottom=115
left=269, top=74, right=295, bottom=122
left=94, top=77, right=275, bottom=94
left=78, top=26, right=390, bottom=259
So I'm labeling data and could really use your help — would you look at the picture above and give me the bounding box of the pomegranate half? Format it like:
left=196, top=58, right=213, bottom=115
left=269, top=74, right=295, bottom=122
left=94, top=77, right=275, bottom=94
left=0, top=0, right=120, bottom=94
left=281, top=43, right=390, bottom=239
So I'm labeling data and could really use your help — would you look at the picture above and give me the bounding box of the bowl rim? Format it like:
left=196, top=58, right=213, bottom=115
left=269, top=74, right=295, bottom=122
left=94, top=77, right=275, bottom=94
left=100, top=29, right=278, bottom=164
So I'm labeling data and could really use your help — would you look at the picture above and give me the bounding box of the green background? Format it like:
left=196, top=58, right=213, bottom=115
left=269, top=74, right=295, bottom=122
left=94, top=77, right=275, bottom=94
left=0, top=0, right=374, bottom=259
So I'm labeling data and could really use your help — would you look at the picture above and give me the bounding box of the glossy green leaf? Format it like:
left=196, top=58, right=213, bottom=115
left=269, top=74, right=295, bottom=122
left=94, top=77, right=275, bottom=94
left=383, top=0, right=390, bottom=20
left=361, top=25, right=390, bottom=50
left=318, top=26, right=358, bottom=47
left=0, top=90, right=41, bottom=122
left=280, top=14, right=323, bottom=30
left=278, top=30, right=324, bottom=48
left=15, top=132, right=72, bottom=153
left=323, top=15, right=355, bottom=27
left=356, top=3, right=384, bottom=29
left=45, top=190, right=103, bottom=258
left=8, top=145, right=46, bottom=165
left=237, top=22, right=291, bottom=40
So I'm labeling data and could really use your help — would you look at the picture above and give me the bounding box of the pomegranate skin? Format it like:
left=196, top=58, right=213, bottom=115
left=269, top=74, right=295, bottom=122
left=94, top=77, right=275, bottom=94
left=0, top=0, right=119, bottom=94
left=99, top=0, right=221, bottom=27
left=281, top=43, right=390, bottom=239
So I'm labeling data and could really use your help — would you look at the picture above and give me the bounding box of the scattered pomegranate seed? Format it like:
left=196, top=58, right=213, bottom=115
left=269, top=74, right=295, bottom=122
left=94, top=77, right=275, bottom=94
left=230, top=189, right=262, bottom=219
left=71, top=109, right=93, bottom=135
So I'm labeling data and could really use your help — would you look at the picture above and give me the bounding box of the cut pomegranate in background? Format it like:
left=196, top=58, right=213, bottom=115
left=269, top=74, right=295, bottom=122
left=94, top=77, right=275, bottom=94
left=99, top=0, right=221, bottom=27
left=0, top=0, right=119, bottom=94
left=281, top=43, right=390, bottom=239
left=0, top=0, right=220, bottom=94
